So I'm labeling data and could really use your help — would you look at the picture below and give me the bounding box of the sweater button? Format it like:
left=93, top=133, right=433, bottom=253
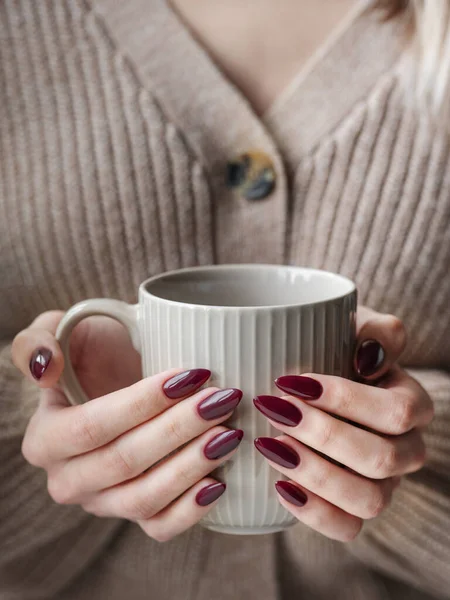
left=226, top=151, right=276, bottom=200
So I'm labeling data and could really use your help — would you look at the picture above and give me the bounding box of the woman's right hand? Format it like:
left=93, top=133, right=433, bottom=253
left=11, top=311, right=243, bottom=542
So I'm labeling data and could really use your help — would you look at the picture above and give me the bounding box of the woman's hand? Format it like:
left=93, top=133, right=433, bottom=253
left=253, top=307, right=435, bottom=542
left=12, top=311, right=243, bottom=542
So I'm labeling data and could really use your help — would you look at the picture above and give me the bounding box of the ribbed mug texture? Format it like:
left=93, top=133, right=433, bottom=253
left=140, top=282, right=356, bottom=534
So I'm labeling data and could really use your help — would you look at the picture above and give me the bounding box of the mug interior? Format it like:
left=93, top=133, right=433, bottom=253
left=142, top=265, right=355, bottom=308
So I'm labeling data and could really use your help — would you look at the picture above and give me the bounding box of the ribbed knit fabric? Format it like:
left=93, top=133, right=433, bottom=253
left=1, top=1, right=450, bottom=599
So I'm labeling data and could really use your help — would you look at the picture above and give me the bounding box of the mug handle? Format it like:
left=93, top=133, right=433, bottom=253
left=55, top=299, right=140, bottom=406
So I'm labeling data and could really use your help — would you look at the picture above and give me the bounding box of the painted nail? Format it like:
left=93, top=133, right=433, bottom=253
left=254, top=437, right=300, bottom=469
left=197, top=388, right=243, bottom=421
left=163, top=369, right=211, bottom=400
left=195, top=482, right=226, bottom=506
left=356, top=340, right=385, bottom=377
left=275, top=481, right=308, bottom=507
left=253, top=395, right=302, bottom=427
left=204, top=429, right=244, bottom=460
left=29, top=348, right=53, bottom=380
left=275, top=375, right=323, bottom=400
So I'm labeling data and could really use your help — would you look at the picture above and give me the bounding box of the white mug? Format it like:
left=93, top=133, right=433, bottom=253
left=56, top=264, right=357, bottom=535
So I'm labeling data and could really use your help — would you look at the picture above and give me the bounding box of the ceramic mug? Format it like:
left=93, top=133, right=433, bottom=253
left=56, top=264, right=357, bottom=535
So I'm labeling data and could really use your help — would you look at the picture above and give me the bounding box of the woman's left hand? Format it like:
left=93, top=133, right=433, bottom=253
left=254, top=307, right=435, bottom=542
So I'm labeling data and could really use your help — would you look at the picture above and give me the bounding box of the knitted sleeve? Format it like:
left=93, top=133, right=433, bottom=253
left=0, top=341, right=123, bottom=599
left=348, top=368, right=450, bottom=598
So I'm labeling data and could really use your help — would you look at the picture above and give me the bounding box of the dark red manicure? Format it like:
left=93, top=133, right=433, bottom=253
left=163, top=368, right=211, bottom=399
left=204, top=429, right=244, bottom=460
left=254, top=437, right=300, bottom=469
left=356, top=340, right=385, bottom=377
left=253, top=395, right=302, bottom=427
left=195, top=482, right=226, bottom=506
left=198, top=389, right=243, bottom=420
left=275, top=375, right=323, bottom=400
left=275, top=481, right=308, bottom=507
left=29, top=348, right=52, bottom=380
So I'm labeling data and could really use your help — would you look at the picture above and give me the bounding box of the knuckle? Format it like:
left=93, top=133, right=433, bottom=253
left=372, top=441, right=399, bottom=478
left=151, top=532, right=172, bottom=543
left=385, top=315, right=407, bottom=351
left=125, top=495, right=159, bottom=521
left=172, top=460, right=198, bottom=489
left=47, top=475, right=73, bottom=505
left=144, top=523, right=173, bottom=543
left=340, top=518, right=363, bottom=542
left=332, top=379, right=357, bottom=414
left=390, top=392, right=417, bottom=434
left=314, top=417, right=335, bottom=450
left=104, top=443, right=137, bottom=480
left=166, top=416, right=188, bottom=448
left=69, top=408, right=105, bottom=451
left=128, top=390, right=152, bottom=423
left=21, top=431, right=45, bottom=467
left=364, top=485, right=389, bottom=519
left=305, top=461, right=331, bottom=492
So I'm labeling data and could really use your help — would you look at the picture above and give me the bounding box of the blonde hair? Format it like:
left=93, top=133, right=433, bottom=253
left=378, top=1, right=450, bottom=120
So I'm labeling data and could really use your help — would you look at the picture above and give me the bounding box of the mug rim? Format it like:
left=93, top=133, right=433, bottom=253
left=138, top=264, right=356, bottom=311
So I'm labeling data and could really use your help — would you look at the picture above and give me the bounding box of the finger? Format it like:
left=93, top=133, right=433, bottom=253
left=255, top=435, right=397, bottom=519
left=12, top=311, right=65, bottom=386
left=49, top=387, right=242, bottom=496
left=19, top=389, right=67, bottom=471
left=82, top=477, right=227, bottom=541
left=274, top=480, right=363, bottom=542
left=23, top=368, right=212, bottom=466
left=272, top=368, right=434, bottom=435
left=138, top=478, right=226, bottom=542
left=253, top=400, right=426, bottom=479
left=72, top=427, right=242, bottom=520
left=354, top=307, right=407, bottom=379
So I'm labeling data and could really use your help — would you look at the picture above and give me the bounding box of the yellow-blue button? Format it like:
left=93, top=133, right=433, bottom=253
left=226, top=151, right=276, bottom=200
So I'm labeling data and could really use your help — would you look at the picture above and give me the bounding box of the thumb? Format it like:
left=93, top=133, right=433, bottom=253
left=12, top=311, right=65, bottom=387
left=355, top=306, right=407, bottom=380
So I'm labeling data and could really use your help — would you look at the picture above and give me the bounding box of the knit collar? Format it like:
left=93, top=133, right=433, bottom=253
left=91, top=0, right=407, bottom=165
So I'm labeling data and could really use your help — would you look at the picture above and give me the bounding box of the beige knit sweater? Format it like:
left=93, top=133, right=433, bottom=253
left=1, top=1, right=450, bottom=599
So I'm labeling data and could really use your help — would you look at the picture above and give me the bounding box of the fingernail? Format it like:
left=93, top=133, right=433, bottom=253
left=195, top=482, right=226, bottom=506
left=275, top=481, right=308, bottom=507
left=275, top=375, right=323, bottom=400
left=29, top=347, right=53, bottom=380
left=356, top=340, right=385, bottom=377
left=163, top=369, right=211, bottom=400
left=254, top=437, right=300, bottom=469
left=253, top=395, right=302, bottom=427
left=204, top=429, right=244, bottom=460
left=197, top=388, right=243, bottom=420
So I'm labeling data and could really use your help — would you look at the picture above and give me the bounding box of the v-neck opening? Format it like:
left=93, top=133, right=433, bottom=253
left=261, top=1, right=367, bottom=121
left=166, top=0, right=363, bottom=121
left=263, top=5, right=408, bottom=163
left=92, top=0, right=407, bottom=163
left=91, top=0, right=279, bottom=166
